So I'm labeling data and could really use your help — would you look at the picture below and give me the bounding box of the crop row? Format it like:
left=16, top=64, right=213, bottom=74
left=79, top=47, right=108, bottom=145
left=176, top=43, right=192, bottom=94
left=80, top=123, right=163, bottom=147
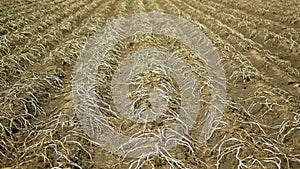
left=165, top=0, right=268, bottom=82
left=0, top=0, right=50, bottom=17
left=239, top=0, right=299, bottom=19
left=1, top=0, right=299, bottom=168
left=204, top=1, right=299, bottom=45
left=0, top=0, right=106, bottom=91
left=0, top=0, right=120, bottom=132
left=0, top=0, right=42, bottom=12
left=173, top=0, right=299, bottom=78
left=0, top=0, right=121, bottom=167
left=0, top=0, right=85, bottom=57
left=155, top=0, right=299, bottom=100
left=0, top=0, right=64, bottom=29
left=185, top=0, right=298, bottom=61
left=158, top=1, right=299, bottom=168
left=1, top=0, right=75, bottom=35
left=212, top=0, right=300, bottom=28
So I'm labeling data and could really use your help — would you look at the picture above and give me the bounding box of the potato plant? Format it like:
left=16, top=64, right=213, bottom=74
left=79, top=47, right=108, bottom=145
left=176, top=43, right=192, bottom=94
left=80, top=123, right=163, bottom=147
left=0, top=0, right=299, bottom=168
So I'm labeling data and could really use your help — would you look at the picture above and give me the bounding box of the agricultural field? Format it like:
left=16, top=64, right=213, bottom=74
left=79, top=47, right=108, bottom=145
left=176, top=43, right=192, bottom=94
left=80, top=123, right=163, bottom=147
left=0, top=0, right=299, bottom=168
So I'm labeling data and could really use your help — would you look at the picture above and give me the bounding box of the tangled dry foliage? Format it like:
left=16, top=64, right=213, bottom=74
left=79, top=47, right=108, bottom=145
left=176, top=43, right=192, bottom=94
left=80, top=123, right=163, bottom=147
left=0, top=0, right=299, bottom=168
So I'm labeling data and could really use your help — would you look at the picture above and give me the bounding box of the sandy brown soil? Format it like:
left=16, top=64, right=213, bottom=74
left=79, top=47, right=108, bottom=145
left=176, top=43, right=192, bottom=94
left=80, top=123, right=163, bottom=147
left=0, top=0, right=299, bottom=168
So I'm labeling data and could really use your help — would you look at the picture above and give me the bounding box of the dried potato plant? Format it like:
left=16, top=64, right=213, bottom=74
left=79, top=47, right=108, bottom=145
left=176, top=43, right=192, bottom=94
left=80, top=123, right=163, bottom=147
left=0, top=0, right=299, bottom=168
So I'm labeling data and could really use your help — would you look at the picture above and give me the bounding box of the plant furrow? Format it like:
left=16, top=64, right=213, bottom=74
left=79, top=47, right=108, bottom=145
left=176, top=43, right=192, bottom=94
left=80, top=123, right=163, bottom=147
left=174, top=0, right=299, bottom=79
